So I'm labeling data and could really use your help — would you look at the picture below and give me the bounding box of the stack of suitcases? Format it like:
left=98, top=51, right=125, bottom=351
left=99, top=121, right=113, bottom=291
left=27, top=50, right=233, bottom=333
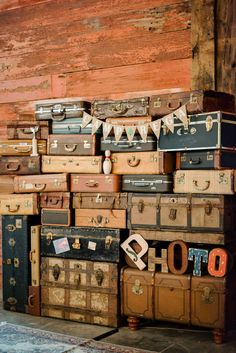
left=0, top=90, right=236, bottom=343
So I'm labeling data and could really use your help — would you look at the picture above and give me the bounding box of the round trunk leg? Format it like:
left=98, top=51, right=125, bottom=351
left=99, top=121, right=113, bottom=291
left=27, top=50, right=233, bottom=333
left=213, top=328, right=224, bottom=344
left=127, top=316, right=140, bottom=330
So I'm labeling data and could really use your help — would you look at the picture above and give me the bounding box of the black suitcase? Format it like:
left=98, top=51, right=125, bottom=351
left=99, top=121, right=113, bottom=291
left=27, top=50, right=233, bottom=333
left=122, top=175, right=173, bottom=193
left=101, top=135, right=157, bottom=152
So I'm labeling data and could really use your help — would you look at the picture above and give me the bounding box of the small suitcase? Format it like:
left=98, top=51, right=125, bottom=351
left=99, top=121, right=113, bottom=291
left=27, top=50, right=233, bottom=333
left=0, top=193, right=39, bottom=215
left=30, top=225, right=41, bottom=287
left=100, top=135, right=157, bottom=152
left=7, top=121, right=49, bottom=140
left=47, top=134, right=99, bottom=156
left=52, top=117, right=102, bottom=135
left=14, top=173, right=69, bottom=193
left=75, top=209, right=126, bottom=229
left=70, top=174, right=121, bottom=193
left=41, top=208, right=71, bottom=226
left=0, top=175, right=15, bottom=193
left=72, top=192, right=128, bottom=209
left=40, top=192, right=70, bottom=209
left=35, top=101, right=91, bottom=120
left=0, top=156, right=41, bottom=175
left=122, top=175, right=173, bottom=193
left=26, top=286, right=41, bottom=316
left=0, top=139, right=47, bottom=156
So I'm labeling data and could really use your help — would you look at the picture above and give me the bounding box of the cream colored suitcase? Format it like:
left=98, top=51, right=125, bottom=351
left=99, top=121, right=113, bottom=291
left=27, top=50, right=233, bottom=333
left=174, top=169, right=235, bottom=194
left=0, top=140, right=46, bottom=156
left=14, top=173, right=68, bottom=193
left=0, top=193, right=39, bottom=215
left=42, top=155, right=103, bottom=173
left=30, top=225, right=41, bottom=286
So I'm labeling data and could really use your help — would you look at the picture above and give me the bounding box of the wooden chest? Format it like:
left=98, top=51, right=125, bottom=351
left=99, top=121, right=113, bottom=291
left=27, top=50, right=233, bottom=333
left=47, top=134, right=99, bottom=156
left=0, top=176, right=15, bottom=193
left=0, top=156, right=41, bottom=175
left=7, top=121, right=49, bottom=140
left=42, top=155, right=103, bottom=173
left=73, top=192, right=128, bottom=209
left=0, top=193, right=39, bottom=215
left=70, top=174, right=121, bottom=193
left=0, top=140, right=47, bottom=156
left=40, top=192, right=70, bottom=209
left=75, top=209, right=126, bottom=229
left=41, top=257, right=120, bottom=327
left=35, top=101, right=91, bottom=120
left=14, top=173, right=69, bottom=193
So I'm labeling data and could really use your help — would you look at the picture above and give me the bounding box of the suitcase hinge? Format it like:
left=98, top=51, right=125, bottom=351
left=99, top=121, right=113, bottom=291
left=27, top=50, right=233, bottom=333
left=201, top=287, right=214, bottom=304
left=132, top=280, right=144, bottom=295
left=95, top=268, right=104, bottom=286
left=72, top=238, right=81, bottom=250
left=52, top=264, right=61, bottom=281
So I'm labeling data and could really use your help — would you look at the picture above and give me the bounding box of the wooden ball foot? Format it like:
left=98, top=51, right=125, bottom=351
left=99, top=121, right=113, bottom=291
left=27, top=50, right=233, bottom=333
left=213, top=328, right=224, bottom=344
left=127, top=316, right=140, bottom=330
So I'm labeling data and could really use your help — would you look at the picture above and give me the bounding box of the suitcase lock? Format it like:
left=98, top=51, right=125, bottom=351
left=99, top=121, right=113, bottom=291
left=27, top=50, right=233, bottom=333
left=205, top=116, right=213, bottom=132
left=169, top=208, right=177, bottom=220
left=201, top=287, right=214, bottom=304
left=204, top=201, right=212, bottom=215
left=72, top=238, right=81, bottom=250
left=52, top=264, right=60, bottom=281
left=138, top=200, right=144, bottom=213
left=51, top=104, right=66, bottom=121
left=6, top=224, right=16, bottom=232
left=95, top=268, right=104, bottom=286
left=132, top=280, right=143, bottom=295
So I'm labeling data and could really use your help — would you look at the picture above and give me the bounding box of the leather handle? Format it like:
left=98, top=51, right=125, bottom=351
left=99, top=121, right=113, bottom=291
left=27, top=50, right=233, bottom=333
left=48, top=197, right=62, bottom=205
left=28, top=294, right=35, bottom=307
left=91, top=215, right=109, bottom=227
left=189, top=158, right=201, bottom=165
left=110, top=103, right=129, bottom=115
left=33, top=183, right=46, bottom=191
left=133, top=181, right=150, bottom=187
left=6, top=204, right=20, bottom=213
left=13, top=146, right=31, bottom=153
left=64, top=144, right=77, bottom=152
left=18, top=128, right=32, bottom=135
left=167, top=101, right=182, bottom=110
left=85, top=180, right=98, bottom=187
left=67, top=125, right=81, bottom=132
left=127, top=156, right=140, bottom=167
left=29, top=250, right=36, bottom=263
left=6, top=163, right=20, bottom=171
left=193, top=180, right=210, bottom=191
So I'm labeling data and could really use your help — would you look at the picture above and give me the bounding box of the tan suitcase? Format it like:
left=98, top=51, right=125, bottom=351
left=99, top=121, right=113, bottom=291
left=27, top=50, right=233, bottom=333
left=111, top=151, right=175, bottom=175
left=14, top=173, right=68, bottom=193
left=0, top=176, right=15, bottom=193
left=7, top=121, right=49, bottom=140
left=30, top=225, right=41, bottom=286
left=0, top=140, right=47, bottom=156
left=75, top=209, right=126, bottom=228
left=0, top=193, right=39, bottom=215
left=42, top=155, right=103, bottom=173
left=73, top=192, right=128, bottom=209
left=70, top=174, right=121, bottom=193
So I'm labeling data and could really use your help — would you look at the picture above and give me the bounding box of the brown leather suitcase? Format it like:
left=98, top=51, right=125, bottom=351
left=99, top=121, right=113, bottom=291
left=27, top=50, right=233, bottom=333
left=111, top=151, right=175, bottom=175
left=154, top=273, right=191, bottom=324
left=26, top=286, right=41, bottom=316
left=14, top=173, right=69, bottom=193
left=0, top=156, right=41, bottom=175
left=0, top=193, right=39, bottom=215
left=41, top=257, right=119, bottom=327
left=0, top=140, right=47, bottom=156
left=42, top=155, right=103, bottom=173
left=41, top=208, right=71, bottom=226
left=149, top=90, right=235, bottom=117
left=40, top=192, right=70, bottom=209
left=47, top=134, right=99, bottom=156
left=75, top=209, right=126, bottom=228
left=30, top=225, right=41, bottom=286
left=35, top=101, right=91, bottom=120
left=7, top=121, right=49, bottom=140
left=73, top=192, right=128, bottom=209
left=0, top=176, right=15, bottom=193
left=70, top=174, right=121, bottom=193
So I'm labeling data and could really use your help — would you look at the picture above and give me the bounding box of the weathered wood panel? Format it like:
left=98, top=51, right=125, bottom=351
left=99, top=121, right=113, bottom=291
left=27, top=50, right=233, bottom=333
left=0, top=0, right=50, bottom=12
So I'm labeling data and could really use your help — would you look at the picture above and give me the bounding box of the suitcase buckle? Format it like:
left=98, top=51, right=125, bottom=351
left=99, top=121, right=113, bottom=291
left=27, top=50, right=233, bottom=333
left=202, top=287, right=214, bottom=304
left=95, top=268, right=104, bottom=286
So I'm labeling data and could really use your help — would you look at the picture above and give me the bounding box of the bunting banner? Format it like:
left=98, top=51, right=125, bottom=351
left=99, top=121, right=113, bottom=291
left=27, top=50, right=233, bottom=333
left=149, top=119, right=162, bottom=140
left=162, top=113, right=175, bottom=133
left=114, top=125, right=124, bottom=142
left=81, top=111, right=93, bottom=128
left=125, top=125, right=136, bottom=142
left=91, top=117, right=103, bottom=134
left=137, top=124, right=149, bottom=142
left=174, top=105, right=188, bottom=126
left=103, top=122, right=113, bottom=140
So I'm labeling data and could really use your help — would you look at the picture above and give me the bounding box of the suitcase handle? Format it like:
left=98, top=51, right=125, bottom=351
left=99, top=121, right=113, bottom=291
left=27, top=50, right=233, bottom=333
left=48, top=197, right=62, bottom=205
left=29, top=250, right=36, bottom=263
left=18, top=128, right=33, bottom=135
left=127, top=156, right=140, bottom=167
left=6, top=163, right=20, bottom=171
left=28, top=294, right=35, bottom=308
left=67, top=125, right=81, bottom=132
left=64, top=144, right=77, bottom=152
left=86, top=180, right=99, bottom=187
left=13, top=146, right=32, bottom=153
left=110, top=103, right=130, bottom=115
left=6, top=204, right=20, bottom=213
left=90, top=215, right=109, bottom=227
left=193, top=180, right=210, bottom=191
left=33, top=183, right=46, bottom=191
left=51, top=104, right=66, bottom=121
left=189, top=158, right=201, bottom=165
left=167, top=101, right=182, bottom=110
left=133, top=181, right=150, bottom=187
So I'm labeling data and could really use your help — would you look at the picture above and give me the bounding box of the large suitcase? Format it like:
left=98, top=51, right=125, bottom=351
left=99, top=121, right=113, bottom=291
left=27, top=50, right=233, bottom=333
left=72, top=192, right=128, bottom=209
left=52, top=117, right=102, bottom=135
left=92, top=97, right=149, bottom=119
left=40, top=192, right=70, bottom=209
left=0, top=156, right=41, bottom=175
left=174, top=169, right=235, bottom=194
left=35, top=101, right=91, bottom=120
left=41, top=257, right=119, bottom=327
left=70, top=174, right=121, bottom=193
left=122, top=175, right=173, bottom=193
left=0, top=176, right=15, bottom=193
left=75, top=209, right=126, bottom=229
left=14, top=173, right=69, bottom=193
left=100, top=135, right=157, bottom=152
left=26, top=286, right=41, bottom=316
left=42, top=155, right=103, bottom=173
left=149, top=90, right=235, bottom=117
left=111, top=151, right=175, bottom=175
left=47, top=134, right=99, bottom=156
left=0, top=140, right=47, bottom=156
left=176, top=150, right=236, bottom=170
left=30, top=225, right=41, bottom=287
left=2, top=215, right=39, bottom=312
left=159, top=111, right=236, bottom=151
left=40, top=226, right=126, bottom=262
left=106, top=116, right=152, bottom=125
left=0, top=193, right=39, bottom=215
left=41, top=208, right=71, bottom=226
left=7, top=121, right=49, bottom=140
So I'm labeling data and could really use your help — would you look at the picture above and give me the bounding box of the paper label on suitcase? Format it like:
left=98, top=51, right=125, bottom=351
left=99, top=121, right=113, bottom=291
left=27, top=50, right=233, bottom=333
left=53, top=237, right=70, bottom=254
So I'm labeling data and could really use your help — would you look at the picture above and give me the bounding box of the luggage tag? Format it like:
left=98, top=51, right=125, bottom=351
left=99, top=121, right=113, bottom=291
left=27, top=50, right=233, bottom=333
left=53, top=237, right=70, bottom=254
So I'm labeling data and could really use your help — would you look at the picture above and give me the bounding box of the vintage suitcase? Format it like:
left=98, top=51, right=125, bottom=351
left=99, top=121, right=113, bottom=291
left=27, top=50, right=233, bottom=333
left=40, top=192, right=70, bottom=209
left=174, top=169, right=235, bottom=194
left=73, top=192, right=128, bottom=209
left=35, top=101, right=91, bottom=120
left=0, top=139, right=47, bottom=156
left=154, top=273, right=191, bottom=324
left=2, top=215, right=39, bottom=313
left=176, top=150, right=236, bottom=170
left=149, top=90, right=235, bottom=117
left=0, top=193, right=39, bottom=215
left=100, top=135, right=157, bottom=152
left=41, top=208, right=71, bottom=226
left=30, top=225, right=41, bottom=286
left=106, top=116, right=152, bottom=125
left=75, top=209, right=126, bottom=229
left=70, top=174, right=121, bottom=193
left=14, top=173, right=68, bottom=193
left=0, top=176, right=15, bottom=193
left=121, top=267, right=155, bottom=320
left=41, top=226, right=127, bottom=262
left=52, top=117, right=102, bottom=135
left=122, top=175, right=173, bottom=193
left=47, top=134, right=99, bottom=156
left=7, top=121, right=49, bottom=140
left=42, top=155, right=103, bottom=173
left=159, top=111, right=236, bottom=151
left=41, top=257, right=119, bottom=327
left=111, top=151, right=175, bottom=175
left=0, top=156, right=41, bottom=175
left=92, top=97, right=149, bottom=119
left=26, top=286, right=41, bottom=316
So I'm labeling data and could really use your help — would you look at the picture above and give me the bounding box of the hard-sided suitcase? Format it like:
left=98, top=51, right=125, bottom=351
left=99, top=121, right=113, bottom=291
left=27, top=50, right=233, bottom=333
left=51, top=117, right=102, bottom=135
left=41, top=208, right=71, bottom=226
left=122, top=175, right=173, bottom=193
left=40, top=192, right=70, bottom=209
left=7, top=121, right=49, bottom=140
left=40, top=226, right=127, bottom=262
left=92, top=97, right=149, bottom=119
left=70, top=174, right=121, bottom=193
left=0, top=176, right=15, bottom=193
left=159, top=111, right=236, bottom=151
left=47, top=134, right=99, bottom=156
left=2, top=215, right=39, bottom=312
left=0, top=193, right=39, bottom=215
left=149, top=90, right=235, bottom=117
left=72, top=192, right=128, bottom=209
left=42, top=155, right=103, bottom=174
left=35, top=101, right=91, bottom=120
left=100, top=135, right=157, bottom=152
left=14, top=173, right=69, bottom=193
left=75, top=209, right=126, bottom=229
left=106, top=116, right=152, bottom=125
left=111, top=151, right=175, bottom=175
left=154, top=273, right=191, bottom=324
left=0, top=156, right=41, bottom=175
left=0, top=139, right=47, bottom=156
left=26, top=286, right=41, bottom=316
left=41, top=257, right=119, bottom=327
left=30, top=225, right=41, bottom=287
left=176, top=150, right=236, bottom=170
left=174, top=169, right=235, bottom=194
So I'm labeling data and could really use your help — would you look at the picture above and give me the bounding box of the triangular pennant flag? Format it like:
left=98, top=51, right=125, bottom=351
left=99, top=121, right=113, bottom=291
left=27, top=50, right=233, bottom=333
left=137, top=124, right=149, bottom=142
left=113, top=125, right=124, bottom=143
left=174, top=105, right=188, bottom=126
left=102, top=122, right=113, bottom=140
left=162, top=113, right=174, bottom=133
left=81, top=111, right=93, bottom=128
left=125, top=125, right=136, bottom=142
left=91, top=117, right=103, bottom=134
left=149, top=119, right=162, bottom=140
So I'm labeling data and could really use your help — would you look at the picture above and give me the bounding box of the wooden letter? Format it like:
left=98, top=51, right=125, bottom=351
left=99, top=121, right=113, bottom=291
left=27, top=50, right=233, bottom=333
left=120, top=233, right=148, bottom=270
left=167, top=240, right=188, bottom=275
left=148, top=248, right=168, bottom=273
left=188, top=248, right=208, bottom=276
left=208, top=248, right=228, bottom=277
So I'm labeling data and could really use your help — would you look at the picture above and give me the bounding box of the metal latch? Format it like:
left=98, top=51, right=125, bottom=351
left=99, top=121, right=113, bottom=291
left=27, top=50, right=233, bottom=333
left=205, top=115, right=213, bottom=132
left=52, top=264, right=60, bottom=281
left=95, top=268, right=104, bottom=286
left=204, top=201, right=213, bottom=215
left=169, top=208, right=177, bottom=220
left=72, top=238, right=81, bottom=249
left=201, top=286, right=214, bottom=304
left=138, top=200, right=144, bottom=213
left=132, top=280, right=144, bottom=295
left=105, top=235, right=113, bottom=249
